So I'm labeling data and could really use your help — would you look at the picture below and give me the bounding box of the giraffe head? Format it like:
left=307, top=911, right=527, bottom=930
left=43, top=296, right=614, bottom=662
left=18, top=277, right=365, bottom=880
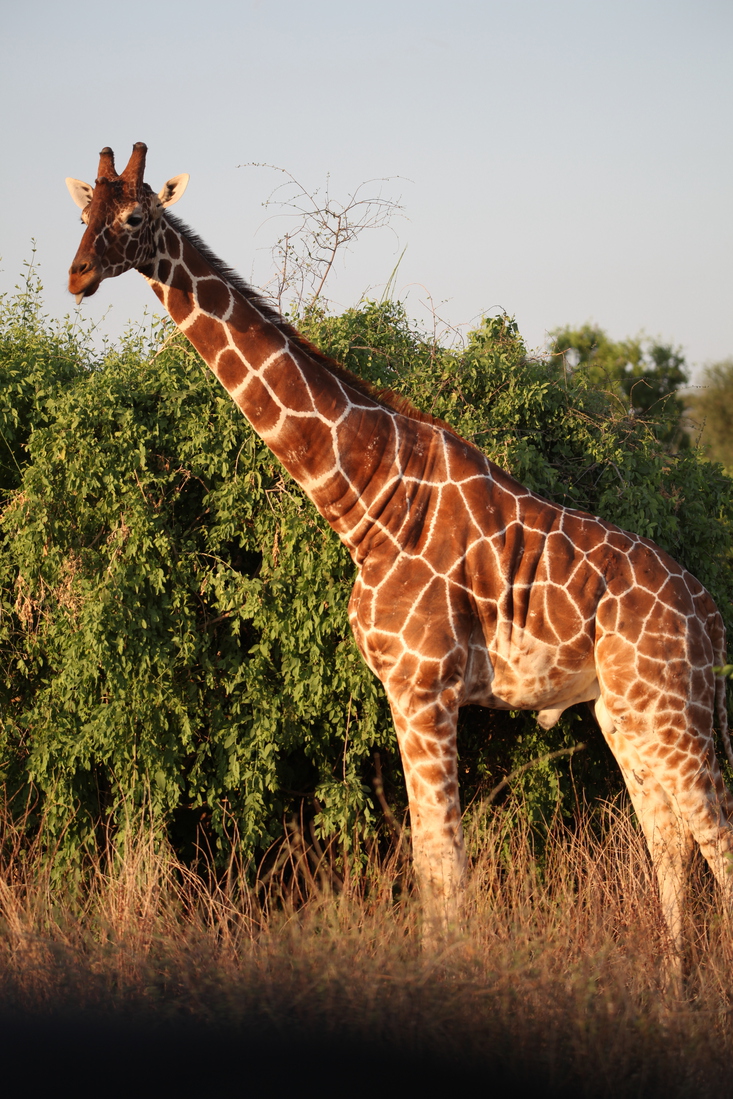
left=66, top=142, right=189, bottom=303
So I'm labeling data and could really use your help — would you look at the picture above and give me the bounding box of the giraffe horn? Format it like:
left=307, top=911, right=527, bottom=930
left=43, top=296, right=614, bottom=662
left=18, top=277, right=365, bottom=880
left=121, top=142, right=148, bottom=189
left=97, top=146, right=117, bottom=182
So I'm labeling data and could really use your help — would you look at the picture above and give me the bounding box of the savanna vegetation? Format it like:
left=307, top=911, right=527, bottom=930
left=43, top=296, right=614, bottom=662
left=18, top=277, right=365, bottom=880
left=0, top=265, right=731, bottom=863
left=687, top=356, right=733, bottom=473
left=0, top=244, right=731, bottom=1094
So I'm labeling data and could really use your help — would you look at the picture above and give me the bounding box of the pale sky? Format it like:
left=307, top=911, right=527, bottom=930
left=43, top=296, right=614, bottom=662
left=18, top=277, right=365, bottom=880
left=2, top=0, right=731, bottom=377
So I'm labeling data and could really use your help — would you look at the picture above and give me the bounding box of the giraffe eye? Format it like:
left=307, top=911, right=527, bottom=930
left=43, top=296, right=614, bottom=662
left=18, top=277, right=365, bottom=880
left=126, top=214, right=143, bottom=228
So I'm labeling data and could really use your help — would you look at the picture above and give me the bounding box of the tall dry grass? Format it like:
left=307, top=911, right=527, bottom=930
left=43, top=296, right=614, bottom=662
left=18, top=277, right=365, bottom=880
left=0, top=801, right=730, bottom=1097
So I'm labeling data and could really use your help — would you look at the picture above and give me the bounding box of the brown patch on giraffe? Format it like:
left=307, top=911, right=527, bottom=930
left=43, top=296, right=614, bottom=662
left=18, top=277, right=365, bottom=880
left=230, top=322, right=288, bottom=370
left=421, top=496, right=470, bottom=573
left=645, top=605, right=686, bottom=642
left=663, top=657, right=688, bottom=685
left=636, top=651, right=668, bottom=685
left=275, top=415, right=336, bottom=479
left=226, top=296, right=259, bottom=333
left=565, top=510, right=609, bottom=547
left=147, top=281, right=166, bottom=308
left=216, top=349, right=248, bottom=393
left=340, top=476, right=391, bottom=526
left=515, top=497, right=554, bottom=541
left=197, top=277, right=233, bottom=318
left=596, top=638, right=638, bottom=694
left=656, top=575, right=692, bottom=615
left=658, top=695, right=686, bottom=718
left=605, top=528, right=635, bottom=552
left=418, top=761, right=457, bottom=789
left=310, top=382, right=348, bottom=423
left=164, top=227, right=181, bottom=259
left=156, top=258, right=172, bottom=285
left=662, top=748, right=688, bottom=770
left=463, top=539, right=501, bottom=603
left=555, top=640, right=595, bottom=674
left=390, top=651, right=423, bottom=693
left=399, top=732, right=433, bottom=764
left=689, top=701, right=714, bottom=731
left=375, top=560, right=436, bottom=626
left=627, top=679, right=660, bottom=710
left=166, top=271, right=194, bottom=325
left=542, top=530, right=577, bottom=585
left=182, top=249, right=216, bottom=280
left=441, top=800, right=461, bottom=826
left=671, top=729, right=698, bottom=755
left=614, top=589, right=660, bottom=644
left=266, top=363, right=316, bottom=414
left=456, top=472, right=499, bottom=531
left=186, top=314, right=231, bottom=358
left=542, top=584, right=584, bottom=643
left=654, top=725, right=679, bottom=748
left=682, top=758, right=710, bottom=786
left=489, top=518, right=526, bottom=567
left=596, top=595, right=622, bottom=635
left=229, top=371, right=281, bottom=430
left=627, top=543, right=669, bottom=593
left=691, top=579, right=712, bottom=607
left=406, top=622, right=459, bottom=667
left=335, top=414, right=396, bottom=485
left=444, top=437, right=486, bottom=480
left=315, top=474, right=366, bottom=527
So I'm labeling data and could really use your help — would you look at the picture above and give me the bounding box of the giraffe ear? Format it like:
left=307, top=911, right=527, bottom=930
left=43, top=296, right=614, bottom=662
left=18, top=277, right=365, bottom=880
left=66, top=178, right=94, bottom=210
left=158, top=174, right=189, bottom=208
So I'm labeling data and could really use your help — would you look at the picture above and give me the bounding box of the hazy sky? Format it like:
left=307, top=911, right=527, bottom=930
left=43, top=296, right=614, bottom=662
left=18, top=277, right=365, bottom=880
left=2, top=0, right=731, bottom=377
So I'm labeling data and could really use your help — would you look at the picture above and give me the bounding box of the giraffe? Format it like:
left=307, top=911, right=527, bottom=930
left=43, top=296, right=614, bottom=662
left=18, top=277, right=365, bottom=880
left=66, top=143, right=733, bottom=958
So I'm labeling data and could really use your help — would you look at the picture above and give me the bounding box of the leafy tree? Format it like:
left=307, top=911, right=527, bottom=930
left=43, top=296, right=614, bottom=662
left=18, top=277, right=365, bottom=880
left=549, top=324, right=689, bottom=451
left=687, top=358, right=733, bottom=473
left=0, top=258, right=89, bottom=498
left=0, top=315, right=387, bottom=860
left=0, top=276, right=730, bottom=862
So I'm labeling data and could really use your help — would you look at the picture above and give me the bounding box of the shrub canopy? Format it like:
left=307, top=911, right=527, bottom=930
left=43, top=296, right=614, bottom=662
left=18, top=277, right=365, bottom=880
left=0, top=275, right=731, bottom=860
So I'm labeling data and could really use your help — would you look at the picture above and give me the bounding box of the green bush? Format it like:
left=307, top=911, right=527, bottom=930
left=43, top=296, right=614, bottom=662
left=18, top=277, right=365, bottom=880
left=0, top=277, right=730, bottom=861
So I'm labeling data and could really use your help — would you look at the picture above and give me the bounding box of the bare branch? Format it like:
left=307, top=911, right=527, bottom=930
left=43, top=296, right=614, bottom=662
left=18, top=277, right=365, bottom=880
left=240, top=163, right=407, bottom=312
left=485, top=743, right=587, bottom=806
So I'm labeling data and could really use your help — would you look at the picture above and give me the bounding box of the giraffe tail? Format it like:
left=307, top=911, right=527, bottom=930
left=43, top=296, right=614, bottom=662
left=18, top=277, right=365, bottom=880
left=716, top=674, right=733, bottom=771
left=712, top=610, right=733, bottom=771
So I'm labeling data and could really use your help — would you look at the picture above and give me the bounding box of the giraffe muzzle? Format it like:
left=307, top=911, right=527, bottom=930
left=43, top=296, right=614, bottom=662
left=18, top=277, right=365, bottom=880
left=68, top=258, right=102, bottom=303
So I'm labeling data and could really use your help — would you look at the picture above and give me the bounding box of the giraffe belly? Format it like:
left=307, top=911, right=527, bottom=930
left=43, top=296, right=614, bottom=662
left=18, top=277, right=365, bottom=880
left=465, top=624, right=599, bottom=721
left=471, top=671, right=600, bottom=720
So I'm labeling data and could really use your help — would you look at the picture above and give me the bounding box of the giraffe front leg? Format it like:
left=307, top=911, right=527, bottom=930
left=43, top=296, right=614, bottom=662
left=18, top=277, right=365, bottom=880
left=388, top=685, right=466, bottom=943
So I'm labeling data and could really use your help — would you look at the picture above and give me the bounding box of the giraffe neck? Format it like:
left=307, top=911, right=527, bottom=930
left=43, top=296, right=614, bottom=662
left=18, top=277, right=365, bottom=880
left=140, top=213, right=412, bottom=551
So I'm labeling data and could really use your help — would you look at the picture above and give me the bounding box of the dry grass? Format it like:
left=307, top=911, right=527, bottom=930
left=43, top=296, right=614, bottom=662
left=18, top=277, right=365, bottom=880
left=0, top=802, right=731, bottom=1097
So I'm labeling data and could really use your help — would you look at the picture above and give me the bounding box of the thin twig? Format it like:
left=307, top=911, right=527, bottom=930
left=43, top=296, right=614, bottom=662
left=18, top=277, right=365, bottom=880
left=485, top=743, right=587, bottom=805
left=373, top=751, right=410, bottom=860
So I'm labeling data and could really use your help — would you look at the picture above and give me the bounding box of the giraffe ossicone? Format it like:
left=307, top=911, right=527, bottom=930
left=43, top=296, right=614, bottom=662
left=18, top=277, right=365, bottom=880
left=67, top=143, right=733, bottom=958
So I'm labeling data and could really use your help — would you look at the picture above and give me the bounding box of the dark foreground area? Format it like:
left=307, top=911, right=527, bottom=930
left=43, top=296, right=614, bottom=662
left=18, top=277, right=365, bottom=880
left=0, top=1012, right=513, bottom=1099
left=0, top=808, right=729, bottom=1098
left=0, top=1005, right=629, bottom=1099
left=0, top=958, right=725, bottom=1099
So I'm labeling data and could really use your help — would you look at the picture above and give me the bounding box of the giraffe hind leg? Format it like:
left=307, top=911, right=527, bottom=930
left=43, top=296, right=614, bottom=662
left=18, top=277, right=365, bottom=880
left=595, top=698, right=694, bottom=964
left=596, top=696, right=733, bottom=971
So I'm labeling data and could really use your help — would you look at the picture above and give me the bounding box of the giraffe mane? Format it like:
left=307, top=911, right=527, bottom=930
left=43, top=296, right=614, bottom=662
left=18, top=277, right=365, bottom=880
left=162, top=211, right=475, bottom=448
